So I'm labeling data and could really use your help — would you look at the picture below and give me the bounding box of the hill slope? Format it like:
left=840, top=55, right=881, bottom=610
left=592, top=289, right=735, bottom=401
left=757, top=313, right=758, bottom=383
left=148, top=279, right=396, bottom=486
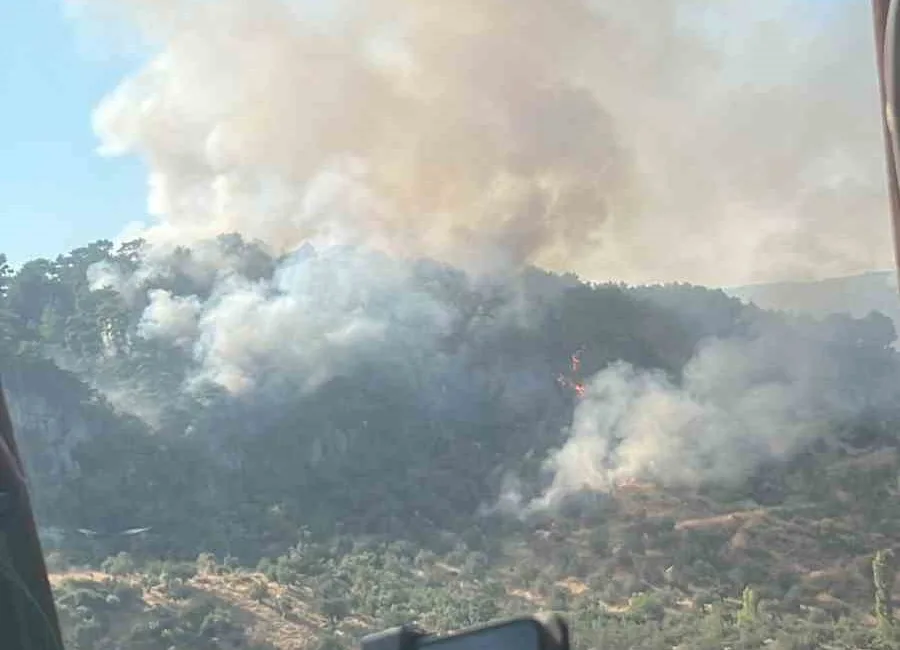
left=727, top=270, right=900, bottom=325
left=3, top=239, right=900, bottom=649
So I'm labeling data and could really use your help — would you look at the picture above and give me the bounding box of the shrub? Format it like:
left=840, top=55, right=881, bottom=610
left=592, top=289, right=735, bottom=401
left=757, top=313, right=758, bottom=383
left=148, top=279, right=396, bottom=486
left=101, top=552, right=135, bottom=576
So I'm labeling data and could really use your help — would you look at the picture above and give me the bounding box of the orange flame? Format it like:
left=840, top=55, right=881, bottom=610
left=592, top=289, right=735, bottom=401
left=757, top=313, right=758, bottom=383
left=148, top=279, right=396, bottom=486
left=571, top=351, right=582, bottom=374
left=558, top=348, right=586, bottom=398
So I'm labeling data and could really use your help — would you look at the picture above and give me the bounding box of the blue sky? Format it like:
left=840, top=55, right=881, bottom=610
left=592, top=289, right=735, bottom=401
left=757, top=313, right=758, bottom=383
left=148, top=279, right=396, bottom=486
left=2, top=0, right=146, bottom=268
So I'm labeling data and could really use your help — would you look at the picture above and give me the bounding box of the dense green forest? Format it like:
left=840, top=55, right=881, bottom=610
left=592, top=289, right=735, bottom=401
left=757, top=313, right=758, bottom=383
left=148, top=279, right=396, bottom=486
left=4, top=238, right=900, bottom=649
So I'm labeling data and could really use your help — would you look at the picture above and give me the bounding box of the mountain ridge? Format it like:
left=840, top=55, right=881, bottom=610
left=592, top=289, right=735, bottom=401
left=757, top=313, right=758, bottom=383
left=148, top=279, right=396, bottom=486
left=725, top=270, right=900, bottom=325
left=4, top=239, right=900, bottom=649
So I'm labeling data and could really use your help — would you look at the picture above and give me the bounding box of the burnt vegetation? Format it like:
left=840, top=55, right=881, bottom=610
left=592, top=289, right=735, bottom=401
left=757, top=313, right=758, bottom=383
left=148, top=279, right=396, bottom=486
left=3, top=238, right=900, bottom=649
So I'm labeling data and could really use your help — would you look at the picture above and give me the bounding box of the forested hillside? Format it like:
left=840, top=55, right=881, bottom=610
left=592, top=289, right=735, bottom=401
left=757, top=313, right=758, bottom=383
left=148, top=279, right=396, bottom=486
left=4, top=238, right=900, bottom=650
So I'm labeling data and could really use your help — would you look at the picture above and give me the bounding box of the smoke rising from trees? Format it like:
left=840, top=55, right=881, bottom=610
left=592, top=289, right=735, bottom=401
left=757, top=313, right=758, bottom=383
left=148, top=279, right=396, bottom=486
left=537, top=317, right=898, bottom=507
left=62, top=0, right=900, bottom=509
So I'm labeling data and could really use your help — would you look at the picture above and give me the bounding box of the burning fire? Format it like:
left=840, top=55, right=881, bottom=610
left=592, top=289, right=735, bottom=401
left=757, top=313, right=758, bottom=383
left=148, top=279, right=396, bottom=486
left=556, top=349, right=586, bottom=398
left=571, top=351, right=581, bottom=374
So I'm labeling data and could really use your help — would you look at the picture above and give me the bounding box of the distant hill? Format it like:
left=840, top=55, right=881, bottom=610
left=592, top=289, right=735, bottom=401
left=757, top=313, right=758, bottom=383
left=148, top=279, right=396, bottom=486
left=726, top=270, right=900, bottom=325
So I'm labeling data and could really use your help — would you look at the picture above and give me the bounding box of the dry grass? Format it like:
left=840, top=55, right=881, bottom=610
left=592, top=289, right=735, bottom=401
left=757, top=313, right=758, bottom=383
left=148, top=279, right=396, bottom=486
left=51, top=568, right=332, bottom=650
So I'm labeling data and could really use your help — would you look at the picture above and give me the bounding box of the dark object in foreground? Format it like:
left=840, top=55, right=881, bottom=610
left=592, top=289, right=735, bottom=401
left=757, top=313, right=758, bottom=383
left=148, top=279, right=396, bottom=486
left=361, top=615, right=569, bottom=650
left=874, top=0, right=900, bottom=285
left=0, top=380, right=64, bottom=650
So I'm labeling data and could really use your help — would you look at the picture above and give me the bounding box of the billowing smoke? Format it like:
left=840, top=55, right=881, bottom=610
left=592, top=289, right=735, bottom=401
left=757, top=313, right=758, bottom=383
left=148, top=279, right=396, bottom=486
left=539, top=337, right=831, bottom=505
left=510, top=311, right=900, bottom=511
left=98, top=238, right=556, bottom=404
left=73, top=0, right=889, bottom=286
left=175, top=247, right=456, bottom=394
left=64, top=0, right=900, bottom=511
left=138, top=289, right=201, bottom=349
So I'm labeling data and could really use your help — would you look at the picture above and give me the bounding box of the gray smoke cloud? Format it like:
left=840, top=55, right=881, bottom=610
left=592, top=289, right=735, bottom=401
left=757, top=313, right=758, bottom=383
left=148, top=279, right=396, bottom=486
left=538, top=343, right=822, bottom=506
left=180, top=247, right=456, bottom=394
left=123, top=243, right=561, bottom=404
left=138, top=289, right=201, bottom=349
left=73, top=0, right=890, bottom=286
left=527, top=313, right=899, bottom=510
left=67, top=0, right=900, bottom=505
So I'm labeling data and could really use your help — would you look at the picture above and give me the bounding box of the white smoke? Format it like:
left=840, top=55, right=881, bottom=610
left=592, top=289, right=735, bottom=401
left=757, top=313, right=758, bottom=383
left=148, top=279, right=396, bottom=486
left=65, top=0, right=900, bottom=503
left=531, top=318, right=897, bottom=509
left=138, top=289, right=201, bottom=349
left=72, top=0, right=890, bottom=286
left=88, top=234, right=274, bottom=303
left=170, top=246, right=457, bottom=394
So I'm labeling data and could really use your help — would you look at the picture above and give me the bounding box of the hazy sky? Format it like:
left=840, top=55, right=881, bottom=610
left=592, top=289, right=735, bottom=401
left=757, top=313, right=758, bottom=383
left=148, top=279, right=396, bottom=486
left=0, top=0, right=875, bottom=279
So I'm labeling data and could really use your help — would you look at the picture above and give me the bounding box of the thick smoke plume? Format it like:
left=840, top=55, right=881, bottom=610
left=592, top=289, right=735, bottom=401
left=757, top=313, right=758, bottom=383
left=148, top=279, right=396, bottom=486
left=539, top=338, right=834, bottom=506
left=91, top=238, right=550, bottom=402
left=139, top=289, right=201, bottom=349
left=149, top=247, right=456, bottom=394
left=68, top=0, right=900, bottom=510
left=75, top=0, right=889, bottom=285
left=515, top=311, right=899, bottom=510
